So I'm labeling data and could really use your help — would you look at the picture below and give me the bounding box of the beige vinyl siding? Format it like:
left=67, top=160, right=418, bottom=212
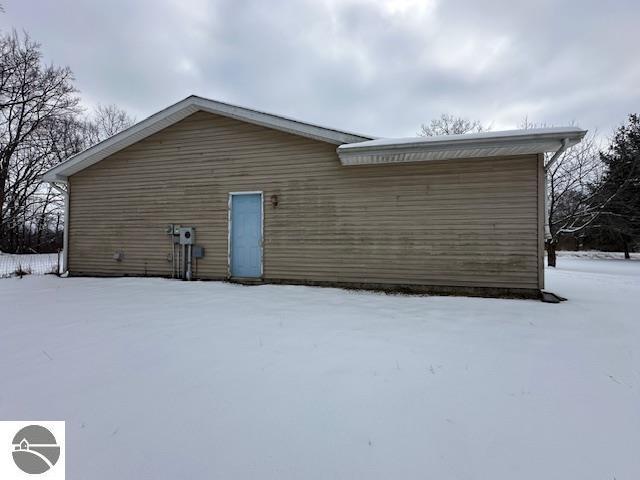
left=68, top=111, right=541, bottom=290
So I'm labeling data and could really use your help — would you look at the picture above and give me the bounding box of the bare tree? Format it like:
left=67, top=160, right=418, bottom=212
left=520, top=118, right=607, bottom=266
left=82, top=104, right=135, bottom=147
left=0, top=29, right=134, bottom=254
left=419, top=114, right=489, bottom=136
left=544, top=132, right=603, bottom=266
left=0, top=31, right=79, bottom=251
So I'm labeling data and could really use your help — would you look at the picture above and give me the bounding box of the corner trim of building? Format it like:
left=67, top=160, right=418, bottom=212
left=537, top=152, right=546, bottom=289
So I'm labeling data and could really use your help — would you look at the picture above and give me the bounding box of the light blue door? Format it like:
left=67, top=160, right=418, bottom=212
left=230, top=193, right=262, bottom=277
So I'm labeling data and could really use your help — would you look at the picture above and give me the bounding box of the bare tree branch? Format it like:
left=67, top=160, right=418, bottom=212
left=419, top=113, right=490, bottom=136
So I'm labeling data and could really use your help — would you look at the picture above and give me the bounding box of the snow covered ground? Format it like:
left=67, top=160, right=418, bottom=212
left=1, top=257, right=638, bottom=479
left=557, top=249, right=640, bottom=261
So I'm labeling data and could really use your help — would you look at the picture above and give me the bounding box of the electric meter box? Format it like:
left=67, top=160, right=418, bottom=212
left=179, top=227, right=195, bottom=245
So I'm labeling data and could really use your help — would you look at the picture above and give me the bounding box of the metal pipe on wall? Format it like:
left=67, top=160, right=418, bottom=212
left=171, top=241, right=176, bottom=278
left=186, top=244, right=193, bottom=281
left=177, top=244, right=181, bottom=279
left=180, top=244, right=185, bottom=279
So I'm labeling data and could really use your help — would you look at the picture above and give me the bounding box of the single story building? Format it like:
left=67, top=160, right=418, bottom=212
left=43, top=95, right=586, bottom=297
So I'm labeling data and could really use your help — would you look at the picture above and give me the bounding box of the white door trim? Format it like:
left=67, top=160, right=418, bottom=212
left=227, top=191, right=264, bottom=278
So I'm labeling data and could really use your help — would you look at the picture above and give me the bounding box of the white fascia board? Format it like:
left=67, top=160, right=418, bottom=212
left=337, top=127, right=586, bottom=151
left=337, top=127, right=587, bottom=166
left=42, top=95, right=373, bottom=181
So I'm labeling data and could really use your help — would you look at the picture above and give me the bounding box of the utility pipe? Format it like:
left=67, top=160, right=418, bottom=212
left=186, top=244, right=193, bottom=281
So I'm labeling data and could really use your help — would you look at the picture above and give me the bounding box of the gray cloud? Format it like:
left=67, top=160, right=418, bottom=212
left=4, top=0, right=639, bottom=139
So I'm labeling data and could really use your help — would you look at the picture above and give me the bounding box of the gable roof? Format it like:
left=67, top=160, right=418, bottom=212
left=42, top=95, right=374, bottom=181
left=337, top=127, right=587, bottom=165
left=42, top=95, right=588, bottom=181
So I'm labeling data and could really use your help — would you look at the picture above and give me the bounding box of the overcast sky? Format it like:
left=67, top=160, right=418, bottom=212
left=4, top=0, right=639, bottom=139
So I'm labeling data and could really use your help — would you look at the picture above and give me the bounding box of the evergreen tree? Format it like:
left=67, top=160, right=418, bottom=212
left=593, top=114, right=640, bottom=257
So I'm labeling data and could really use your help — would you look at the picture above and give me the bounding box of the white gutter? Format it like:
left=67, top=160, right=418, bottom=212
left=49, top=180, right=69, bottom=275
left=543, top=138, right=571, bottom=239
left=337, top=127, right=587, bottom=166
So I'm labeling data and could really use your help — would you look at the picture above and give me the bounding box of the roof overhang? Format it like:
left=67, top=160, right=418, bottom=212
left=337, top=127, right=587, bottom=166
left=42, top=95, right=373, bottom=181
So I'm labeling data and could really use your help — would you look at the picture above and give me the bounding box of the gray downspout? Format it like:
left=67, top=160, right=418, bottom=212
left=50, top=180, right=69, bottom=275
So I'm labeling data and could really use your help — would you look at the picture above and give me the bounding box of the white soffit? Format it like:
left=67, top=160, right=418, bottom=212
left=337, top=127, right=588, bottom=166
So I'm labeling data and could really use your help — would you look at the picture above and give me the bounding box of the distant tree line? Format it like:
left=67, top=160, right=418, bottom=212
left=420, top=114, right=640, bottom=265
left=0, top=30, right=133, bottom=253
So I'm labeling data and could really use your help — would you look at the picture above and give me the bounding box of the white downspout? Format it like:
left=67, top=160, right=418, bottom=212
left=50, top=180, right=69, bottom=275
left=543, top=138, right=570, bottom=239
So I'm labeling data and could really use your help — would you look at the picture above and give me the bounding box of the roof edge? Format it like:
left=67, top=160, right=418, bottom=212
left=337, top=127, right=588, bottom=166
left=43, top=95, right=374, bottom=181
left=338, top=127, right=587, bottom=153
